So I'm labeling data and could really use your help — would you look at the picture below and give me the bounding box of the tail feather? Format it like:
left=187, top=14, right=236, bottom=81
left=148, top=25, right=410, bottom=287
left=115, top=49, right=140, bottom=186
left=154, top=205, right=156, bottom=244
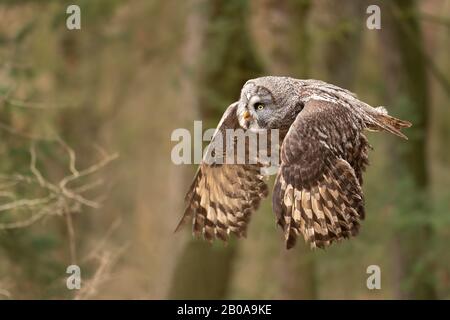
left=367, top=107, right=412, bottom=139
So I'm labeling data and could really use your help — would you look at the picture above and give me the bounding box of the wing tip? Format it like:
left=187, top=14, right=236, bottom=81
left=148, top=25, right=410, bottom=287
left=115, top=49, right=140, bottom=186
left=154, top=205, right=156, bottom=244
left=372, top=111, right=412, bottom=140
left=174, top=216, right=187, bottom=233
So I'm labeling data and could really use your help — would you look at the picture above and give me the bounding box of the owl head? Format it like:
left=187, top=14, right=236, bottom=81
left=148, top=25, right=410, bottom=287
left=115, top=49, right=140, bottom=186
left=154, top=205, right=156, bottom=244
left=236, top=76, right=304, bottom=131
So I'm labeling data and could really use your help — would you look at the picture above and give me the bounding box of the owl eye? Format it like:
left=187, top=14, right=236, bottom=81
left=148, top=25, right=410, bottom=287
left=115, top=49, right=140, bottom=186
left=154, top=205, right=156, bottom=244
left=254, top=102, right=265, bottom=111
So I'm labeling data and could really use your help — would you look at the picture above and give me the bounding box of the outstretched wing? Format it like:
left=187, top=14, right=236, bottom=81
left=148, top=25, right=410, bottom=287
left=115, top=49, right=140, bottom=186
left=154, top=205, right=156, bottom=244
left=176, top=102, right=269, bottom=241
left=273, top=98, right=369, bottom=249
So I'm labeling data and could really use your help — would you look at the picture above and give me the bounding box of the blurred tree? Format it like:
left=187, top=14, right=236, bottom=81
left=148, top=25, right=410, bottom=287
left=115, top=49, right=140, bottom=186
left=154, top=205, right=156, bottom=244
left=168, top=0, right=263, bottom=299
left=322, top=0, right=367, bottom=88
left=250, top=0, right=311, bottom=77
left=250, top=0, right=368, bottom=299
left=2, top=0, right=448, bottom=300
left=250, top=0, right=317, bottom=299
left=379, top=0, right=436, bottom=299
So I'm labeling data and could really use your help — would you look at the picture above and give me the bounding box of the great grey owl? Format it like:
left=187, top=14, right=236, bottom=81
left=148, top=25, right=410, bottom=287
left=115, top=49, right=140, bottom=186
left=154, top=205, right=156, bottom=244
left=176, top=76, right=411, bottom=249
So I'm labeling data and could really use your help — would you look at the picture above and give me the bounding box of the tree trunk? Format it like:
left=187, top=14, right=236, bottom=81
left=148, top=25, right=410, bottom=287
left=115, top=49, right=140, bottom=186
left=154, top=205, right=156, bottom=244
left=378, top=0, right=436, bottom=299
left=250, top=0, right=318, bottom=299
left=321, top=0, right=367, bottom=88
left=168, top=0, right=263, bottom=299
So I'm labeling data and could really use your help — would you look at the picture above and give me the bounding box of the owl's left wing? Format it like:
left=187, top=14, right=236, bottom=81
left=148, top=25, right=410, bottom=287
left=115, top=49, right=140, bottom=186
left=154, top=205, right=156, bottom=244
left=176, top=102, right=269, bottom=241
left=273, top=98, right=368, bottom=249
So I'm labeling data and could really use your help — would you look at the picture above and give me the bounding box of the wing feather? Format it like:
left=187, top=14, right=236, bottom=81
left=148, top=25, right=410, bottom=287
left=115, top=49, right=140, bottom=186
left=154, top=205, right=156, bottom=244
left=176, top=102, right=269, bottom=241
left=273, top=99, right=368, bottom=249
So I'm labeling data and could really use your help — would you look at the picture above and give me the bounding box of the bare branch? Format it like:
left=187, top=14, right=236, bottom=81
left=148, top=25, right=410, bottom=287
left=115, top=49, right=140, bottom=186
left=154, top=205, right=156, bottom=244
left=57, top=137, right=79, bottom=177
left=0, top=207, right=53, bottom=230
left=0, top=142, right=118, bottom=230
left=74, top=245, right=128, bottom=300
left=0, top=195, right=55, bottom=213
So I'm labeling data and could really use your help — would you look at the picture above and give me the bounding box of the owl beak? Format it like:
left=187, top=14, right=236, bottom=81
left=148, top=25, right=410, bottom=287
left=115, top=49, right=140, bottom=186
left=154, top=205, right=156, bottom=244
left=243, top=110, right=252, bottom=121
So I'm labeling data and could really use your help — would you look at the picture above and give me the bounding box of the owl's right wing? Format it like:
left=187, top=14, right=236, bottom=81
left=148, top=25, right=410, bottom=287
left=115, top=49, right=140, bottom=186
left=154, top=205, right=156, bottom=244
left=273, top=98, right=367, bottom=249
left=175, top=102, right=269, bottom=241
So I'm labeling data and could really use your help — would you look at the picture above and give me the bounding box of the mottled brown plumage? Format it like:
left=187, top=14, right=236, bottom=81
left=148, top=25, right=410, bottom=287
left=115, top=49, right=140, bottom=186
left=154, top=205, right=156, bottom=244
left=176, top=76, right=411, bottom=249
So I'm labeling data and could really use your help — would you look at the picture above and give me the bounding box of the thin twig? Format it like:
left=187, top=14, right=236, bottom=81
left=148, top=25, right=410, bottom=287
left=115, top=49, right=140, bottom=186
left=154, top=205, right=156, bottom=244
left=0, top=207, right=52, bottom=230
left=0, top=195, right=55, bottom=213
left=65, top=210, right=77, bottom=265
left=0, top=143, right=118, bottom=230
left=74, top=244, right=128, bottom=300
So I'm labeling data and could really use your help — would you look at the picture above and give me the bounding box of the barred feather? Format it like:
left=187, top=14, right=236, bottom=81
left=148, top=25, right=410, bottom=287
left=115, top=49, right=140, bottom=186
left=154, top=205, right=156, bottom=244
left=176, top=103, right=269, bottom=242
left=273, top=98, right=367, bottom=249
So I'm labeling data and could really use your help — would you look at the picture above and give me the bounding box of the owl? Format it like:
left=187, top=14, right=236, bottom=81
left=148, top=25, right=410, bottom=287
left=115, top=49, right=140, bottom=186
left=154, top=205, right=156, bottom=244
left=176, top=76, right=411, bottom=249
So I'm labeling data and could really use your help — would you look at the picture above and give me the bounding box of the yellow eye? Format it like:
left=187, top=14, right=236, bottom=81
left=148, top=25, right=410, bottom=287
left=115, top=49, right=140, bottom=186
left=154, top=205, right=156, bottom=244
left=255, top=103, right=264, bottom=110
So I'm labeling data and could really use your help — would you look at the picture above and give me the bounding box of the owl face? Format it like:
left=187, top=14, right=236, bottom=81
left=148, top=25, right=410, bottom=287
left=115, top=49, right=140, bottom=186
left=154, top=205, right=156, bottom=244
left=237, top=81, right=280, bottom=130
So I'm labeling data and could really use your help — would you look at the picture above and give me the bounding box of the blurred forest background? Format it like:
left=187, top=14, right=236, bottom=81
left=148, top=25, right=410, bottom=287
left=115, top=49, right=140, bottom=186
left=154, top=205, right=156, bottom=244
left=0, top=0, right=449, bottom=299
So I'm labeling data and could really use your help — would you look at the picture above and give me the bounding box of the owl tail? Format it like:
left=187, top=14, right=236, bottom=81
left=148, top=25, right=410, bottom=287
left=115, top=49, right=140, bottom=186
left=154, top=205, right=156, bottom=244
left=366, top=106, right=412, bottom=139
